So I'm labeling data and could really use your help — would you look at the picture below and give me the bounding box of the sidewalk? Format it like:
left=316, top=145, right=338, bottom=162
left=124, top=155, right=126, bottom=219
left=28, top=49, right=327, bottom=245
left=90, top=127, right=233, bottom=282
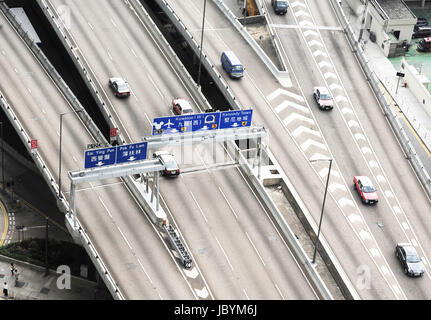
left=0, top=255, right=112, bottom=300
left=343, top=5, right=431, bottom=154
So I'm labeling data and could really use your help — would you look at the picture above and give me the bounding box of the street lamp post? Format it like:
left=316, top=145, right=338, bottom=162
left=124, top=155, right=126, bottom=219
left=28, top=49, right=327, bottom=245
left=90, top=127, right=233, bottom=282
left=309, top=157, right=332, bottom=264
left=197, top=0, right=207, bottom=88
left=58, top=110, right=82, bottom=199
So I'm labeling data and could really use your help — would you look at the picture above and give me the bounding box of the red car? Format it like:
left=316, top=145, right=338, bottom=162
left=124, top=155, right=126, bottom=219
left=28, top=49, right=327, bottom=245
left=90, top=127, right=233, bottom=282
left=353, top=176, right=378, bottom=204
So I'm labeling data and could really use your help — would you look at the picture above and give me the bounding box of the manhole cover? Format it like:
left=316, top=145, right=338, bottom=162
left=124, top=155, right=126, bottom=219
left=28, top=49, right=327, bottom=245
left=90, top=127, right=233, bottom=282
left=40, top=287, right=49, bottom=294
left=15, top=281, right=24, bottom=288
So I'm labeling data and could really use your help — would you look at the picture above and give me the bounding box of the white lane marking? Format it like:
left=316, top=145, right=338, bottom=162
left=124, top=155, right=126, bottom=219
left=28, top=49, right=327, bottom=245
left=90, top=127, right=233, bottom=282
left=359, top=230, right=371, bottom=241
left=295, top=10, right=311, bottom=18
left=158, top=293, right=163, bottom=300
left=189, top=191, right=208, bottom=223
left=266, top=88, right=305, bottom=102
left=308, top=40, right=323, bottom=48
left=283, top=113, right=315, bottom=126
left=411, top=239, right=418, bottom=247
left=342, top=107, right=354, bottom=115
left=27, top=88, right=32, bottom=94
left=110, top=18, right=117, bottom=28
left=347, top=120, right=360, bottom=128
left=137, top=257, right=153, bottom=284
left=14, top=68, right=18, bottom=73
left=218, top=187, right=238, bottom=219
left=87, top=22, right=94, bottom=30
left=335, top=95, right=348, bottom=102
left=299, top=20, right=314, bottom=28
left=313, top=50, right=327, bottom=58
left=381, top=266, right=390, bottom=275
left=392, top=285, right=401, bottom=294
left=329, top=83, right=343, bottom=91
left=98, top=196, right=112, bottom=218
left=130, top=48, right=137, bottom=58
left=362, top=147, right=372, bottom=154
left=1, top=50, right=5, bottom=55
left=291, top=1, right=307, bottom=8
left=292, top=126, right=320, bottom=138
left=183, top=267, right=199, bottom=279
left=329, top=183, right=347, bottom=193
left=354, top=133, right=366, bottom=141
left=72, top=156, right=78, bottom=163
left=107, top=50, right=113, bottom=61
left=215, top=236, right=234, bottom=271
left=318, top=60, right=332, bottom=69
left=274, top=283, right=285, bottom=300
left=376, top=175, right=386, bottom=183
left=304, top=30, right=318, bottom=37
left=195, top=287, right=209, bottom=299
left=243, top=288, right=250, bottom=300
left=245, top=231, right=265, bottom=266
left=300, top=139, right=327, bottom=152
left=275, top=100, right=310, bottom=114
left=401, top=222, right=409, bottom=230
left=117, top=226, right=133, bottom=250
left=147, top=73, right=164, bottom=99
left=384, top=190, right=394, bottom=198
left=369, top=248, right=380, bottom=257
left=369, top=160, right=379, bottom=168
left=338, top=198, right=355, bottom=207
left=348, top=213, right=362, bottom=224
left=41, top=109, right=46, bottom=114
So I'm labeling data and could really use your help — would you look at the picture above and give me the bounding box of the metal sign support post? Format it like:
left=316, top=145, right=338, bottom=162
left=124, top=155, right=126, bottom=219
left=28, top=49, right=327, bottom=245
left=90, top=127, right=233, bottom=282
left=70, top=181, right=77, bottom=229
left=155, top=171, right=160, bottom=212
left=258, top=137, right=262, bottom=180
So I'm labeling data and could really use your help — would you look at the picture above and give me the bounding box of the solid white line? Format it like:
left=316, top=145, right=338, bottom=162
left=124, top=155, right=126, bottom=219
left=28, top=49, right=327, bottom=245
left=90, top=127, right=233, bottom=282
left=218, top=187, right=238, bottom=219
left=245, top=231, right=265, bottom=266
left=137, top=257, right=153, bottom=284
left=215, top=236, right=234, bottom=271
left=243, top=288, right=250, bottom=300
left=147, top=73, right=164, bottom=99
left=189, top=191, right=208, bottom=223
left=110, top=18, right=117, bottom=28
left=87, top=22, right=94, bottom=30
left=274, top=283, right=285, bottom=300
left=130, top=48, right=137, bottom=58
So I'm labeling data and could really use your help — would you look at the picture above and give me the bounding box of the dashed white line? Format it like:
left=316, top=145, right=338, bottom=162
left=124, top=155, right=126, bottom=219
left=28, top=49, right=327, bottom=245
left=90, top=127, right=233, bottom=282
left=215, top=236, right=234, bottom=271
left=137, top=257, right=153, bottom=284
left=147, top=73, right=164, bottom=99
left=98, top=196, right=113, bottom=218
left=189, top=191, right=208, bottom=223
left=218, top=187, right=238, bottom=219
left=130, top=48, right=137, bottom=58
left=245, top=232, right=265, bottom=267
left=243, top=288, right=250, bottom=300
left=274, top=283, right=285, bottom=300
left=117, top=226, right=133, bottom=250
left=87, top=22, right=94, bottom=30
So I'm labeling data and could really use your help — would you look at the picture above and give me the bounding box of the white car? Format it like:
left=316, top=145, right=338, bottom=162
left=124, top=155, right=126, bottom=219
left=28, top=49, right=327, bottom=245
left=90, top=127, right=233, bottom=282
left=172, top=98, right=194, bottom=115
left=153, top=151, right=180, bottom=177
left=109, top=77, right=131, bottom=97
left=313, top=87, right=334, bottom=110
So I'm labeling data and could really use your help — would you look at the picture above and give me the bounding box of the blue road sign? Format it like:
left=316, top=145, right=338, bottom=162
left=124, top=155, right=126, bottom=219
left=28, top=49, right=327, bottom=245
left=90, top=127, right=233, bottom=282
left=116, top=142, right=148, bottom=164
left=152, top=112, right=221, bottom=135
left=152, top=110, right=253, bottom=135
left=219, top=109, right=253, bottom=129
left=84, top=147, right=117, bottom=169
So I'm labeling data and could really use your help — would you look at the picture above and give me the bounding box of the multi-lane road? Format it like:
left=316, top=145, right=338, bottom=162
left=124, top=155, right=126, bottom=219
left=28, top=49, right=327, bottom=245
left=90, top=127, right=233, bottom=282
left=162, top=0, right=431, bottom=299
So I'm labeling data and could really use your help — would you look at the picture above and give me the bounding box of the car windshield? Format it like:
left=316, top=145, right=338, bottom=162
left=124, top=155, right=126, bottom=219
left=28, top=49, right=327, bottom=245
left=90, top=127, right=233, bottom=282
left=182, top=108, right=193, bottom=113
left=407, top=254, right=421, bottom=263
left=232, top=65, right=243, bottom=71
left=362, top=185, right=376, bottom=193
left=276, top=0, right=287, bottom=6
left=320, top=93, right=332, bottom=100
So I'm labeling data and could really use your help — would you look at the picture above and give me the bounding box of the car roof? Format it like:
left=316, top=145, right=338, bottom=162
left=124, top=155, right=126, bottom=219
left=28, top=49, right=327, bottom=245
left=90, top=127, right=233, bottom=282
left=173, top=99, right=193, bottom=111
left=398, top=243, right=418, bottom=255
left=355, top=176, right=373, bottom=186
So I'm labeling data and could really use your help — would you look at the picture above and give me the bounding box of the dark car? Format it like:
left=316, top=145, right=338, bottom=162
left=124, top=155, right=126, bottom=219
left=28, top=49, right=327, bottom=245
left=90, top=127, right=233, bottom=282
left=153, top=151, right=180, bottom=177
left=412, top=26, right=431, bottom=39
left=416, top=17, right=429, bottom=27
left=108, top=77, right=131, bottom=98
left=353, top=176, right=378, bottom=205
left=271, top=0, right=288, bottom=15
left=395, top=243, right=425, bottom=277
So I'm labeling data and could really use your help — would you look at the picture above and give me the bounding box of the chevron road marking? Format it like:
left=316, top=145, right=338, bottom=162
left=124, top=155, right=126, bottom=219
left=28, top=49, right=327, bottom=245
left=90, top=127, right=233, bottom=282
left=295, top=10, right=311, bottom=18
left=362, top=147, right=372, bottom=154
left=329, top=83, right=343, bottom=91
left=348, top=120, right=360, bottom=128
left=324, top=72, right=337, bottom=80
left=354, top=133, right=366, bottom=141
left=299, top=20, right=314, bottom=28
left=300, top=139, right=327, bottom=152
left=267, top=88, right=305, bottom=102
left=342, top=107, right=354, bottom=115
left=359, top=230, right=372, bottom=241
left=370, top=248, right=380, bottom=257
left=369, top=160, right=379, bottom=168
left=348, top=213, right=362, bottom=224
left=275, top=100, right=310, bottom=114
left=335, top=95, right=348, bottom=103
left=319, top=167, right=340, bottom=178
left=291, top=1, right=307, bottom=8
left=195, top=287, right=209, bottom=299
left=304, top=29, right=318, bottom=37
left=318, top=60, right=332, bottom=68
left=393, top=206, right=401, bottom=214
left=338, top=197, right=355, bottom=207
left=329, top=183, right=347, bottom=193
left=308, top=40, right=323, bottom=47
left=313, top=50, right=327, bottom=58
left=384, top=190, right=394, bottom=198
left=183, top=267, right=199, bottom=279
left=283, top=113, right=315, bottom=126
left=292, top=125, right=320, bottom=138
left=376, top=175, right=386, bottom=183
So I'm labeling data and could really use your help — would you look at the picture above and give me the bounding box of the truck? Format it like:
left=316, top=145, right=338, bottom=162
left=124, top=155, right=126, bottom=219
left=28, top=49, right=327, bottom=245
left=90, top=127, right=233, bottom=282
left=271, top=0, right=288, bottom=15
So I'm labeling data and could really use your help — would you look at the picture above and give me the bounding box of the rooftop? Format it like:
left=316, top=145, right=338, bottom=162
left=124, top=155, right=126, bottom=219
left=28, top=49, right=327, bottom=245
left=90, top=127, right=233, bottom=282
left=373, top=0, right=416, bottom=20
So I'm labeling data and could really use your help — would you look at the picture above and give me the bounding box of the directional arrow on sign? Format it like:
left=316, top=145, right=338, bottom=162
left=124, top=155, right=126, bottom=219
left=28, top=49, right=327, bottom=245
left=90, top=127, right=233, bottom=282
left=96, top=161, right=104, bottom=167
left=128, top=156, right=137, bottom=161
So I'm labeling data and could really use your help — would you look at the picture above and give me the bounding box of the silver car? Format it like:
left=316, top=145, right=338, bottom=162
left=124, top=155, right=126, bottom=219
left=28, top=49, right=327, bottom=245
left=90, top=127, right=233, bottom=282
left=109, top=77, right=131, bottom=97
left=153, top=151, right=180, bottom=177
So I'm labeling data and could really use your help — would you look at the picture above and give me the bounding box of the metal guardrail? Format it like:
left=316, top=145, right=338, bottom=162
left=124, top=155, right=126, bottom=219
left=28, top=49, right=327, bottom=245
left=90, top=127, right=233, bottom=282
left=0, top=2, right=124, bottom=299
left=330, top=0, right=431, bottom=199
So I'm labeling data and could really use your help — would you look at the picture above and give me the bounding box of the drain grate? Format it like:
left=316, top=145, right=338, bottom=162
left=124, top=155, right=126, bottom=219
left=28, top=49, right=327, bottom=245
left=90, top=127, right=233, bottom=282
left=15, top=281, right=24, bottom=288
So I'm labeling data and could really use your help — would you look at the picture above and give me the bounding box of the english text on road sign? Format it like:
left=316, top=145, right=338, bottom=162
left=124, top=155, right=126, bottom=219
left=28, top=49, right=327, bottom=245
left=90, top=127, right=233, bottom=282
left=84, top=147, right=116, bottom=169
left=116, top=142, right=148, bottom=164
